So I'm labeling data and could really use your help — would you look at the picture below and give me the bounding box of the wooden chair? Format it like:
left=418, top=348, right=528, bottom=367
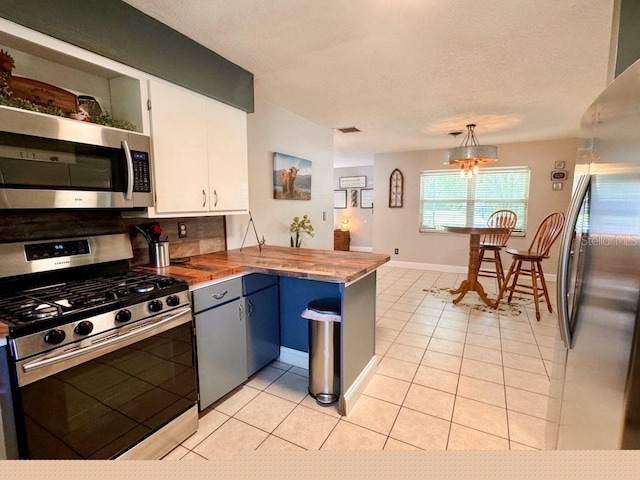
left=495, top=212, right=565, bottom=321
left=478, top=209, right=518, bottom=291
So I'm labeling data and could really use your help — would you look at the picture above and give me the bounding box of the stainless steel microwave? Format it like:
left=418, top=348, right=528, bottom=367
left=0, top=107, right=153, bottom=209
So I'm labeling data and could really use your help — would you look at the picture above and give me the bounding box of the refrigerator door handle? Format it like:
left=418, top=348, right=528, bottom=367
left=557, top=173, right=591, bottom=348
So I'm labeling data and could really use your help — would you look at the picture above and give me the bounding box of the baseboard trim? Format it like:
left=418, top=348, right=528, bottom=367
left=349, top=246, right=373, bottom=253
left=385, top=260, right=557, bottom=282
left=278, top=346, right=308, bottom=369
left=386, top=260, right=467, bottom=274
left=338, top=355, right=378, bottom=416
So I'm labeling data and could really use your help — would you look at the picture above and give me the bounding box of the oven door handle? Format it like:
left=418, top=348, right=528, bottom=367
left=19, top=307, right=192, bottom=384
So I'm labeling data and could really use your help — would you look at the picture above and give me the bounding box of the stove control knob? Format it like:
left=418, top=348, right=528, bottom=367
left=115, top=309, right=132, bottom=323
left=166, top=295, right=180, bottom=307
left=148, top=300, right=163, bottom=312
left=44, top=328, right=66, bottom=345
left=74, top=321, right=94, bottom=336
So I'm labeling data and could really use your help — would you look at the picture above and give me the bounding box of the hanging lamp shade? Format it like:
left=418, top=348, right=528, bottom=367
left=444, top=124, right=497, bottom=178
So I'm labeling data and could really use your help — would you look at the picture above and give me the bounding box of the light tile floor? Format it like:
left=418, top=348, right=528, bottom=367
left=163, top=265, right=559, bottom=459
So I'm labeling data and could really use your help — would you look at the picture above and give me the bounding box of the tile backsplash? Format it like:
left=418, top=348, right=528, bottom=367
left=0, top=210, right=227, bottom=265
left=122, top=216, right=227, bottom=265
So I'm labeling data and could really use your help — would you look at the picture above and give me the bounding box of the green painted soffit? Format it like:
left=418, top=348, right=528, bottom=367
left=0, top=0, right=254, bottom=113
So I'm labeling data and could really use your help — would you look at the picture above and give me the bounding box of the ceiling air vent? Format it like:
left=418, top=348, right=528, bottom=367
left=336, top=126, right=361, bottom=133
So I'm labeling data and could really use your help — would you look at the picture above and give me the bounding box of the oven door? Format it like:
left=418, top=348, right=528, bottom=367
left=11, top=307, right=197, bottom=459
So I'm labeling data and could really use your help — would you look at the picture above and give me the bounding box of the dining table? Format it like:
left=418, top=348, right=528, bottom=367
left=443, top=225, right=511, bottom=308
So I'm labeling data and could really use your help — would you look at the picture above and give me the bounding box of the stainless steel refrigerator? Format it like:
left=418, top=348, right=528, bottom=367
left=546, top=58, right=640, bottom=449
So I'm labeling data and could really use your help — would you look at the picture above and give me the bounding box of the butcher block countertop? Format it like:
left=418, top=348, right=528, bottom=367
left=137, top=245, right=390, bottom=286
left=0, top=248, right=389, bottom=338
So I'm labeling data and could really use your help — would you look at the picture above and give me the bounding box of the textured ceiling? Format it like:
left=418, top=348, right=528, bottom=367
left=123, top=0, right=615, bottom=167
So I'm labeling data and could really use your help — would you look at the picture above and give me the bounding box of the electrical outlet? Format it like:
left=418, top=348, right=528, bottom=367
left=178, top=222, right=187, bottom=238
left=394, top=248, right=399, bottom=254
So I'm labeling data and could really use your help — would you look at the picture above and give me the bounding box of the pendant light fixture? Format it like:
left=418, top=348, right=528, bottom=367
left=444, top=124, right=497, bottom=178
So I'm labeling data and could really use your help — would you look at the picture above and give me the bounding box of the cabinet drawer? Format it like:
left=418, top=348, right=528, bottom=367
left=192, top=277, right=242, bottom=314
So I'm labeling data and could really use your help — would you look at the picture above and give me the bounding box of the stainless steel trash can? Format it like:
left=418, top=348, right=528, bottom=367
left=301, top=298, right=341, bottom=405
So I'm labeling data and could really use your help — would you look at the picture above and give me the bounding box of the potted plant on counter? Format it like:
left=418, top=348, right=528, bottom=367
left=290, top=214, right=314, bottom=247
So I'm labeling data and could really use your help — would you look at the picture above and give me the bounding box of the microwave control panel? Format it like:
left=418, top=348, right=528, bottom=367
left=132, top=151, right=151, bottom=193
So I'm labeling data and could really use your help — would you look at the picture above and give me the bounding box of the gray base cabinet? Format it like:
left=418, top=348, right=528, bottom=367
left=193, top=274, right=280, bottom=410
left=193, top=278, right=247, bottom=410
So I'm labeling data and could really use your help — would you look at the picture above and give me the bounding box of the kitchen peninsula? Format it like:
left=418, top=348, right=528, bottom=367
left=140, top=245, right=389, bottom=415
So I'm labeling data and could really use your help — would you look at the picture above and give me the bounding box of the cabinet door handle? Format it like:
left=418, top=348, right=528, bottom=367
left=212, top=290, right=228, bottom=300
left=238, top=302, right=244, bottom=322
left=202, top=189, right=207, bottom=207
left=247, top=299, right=254, bottom=317
left=213, top=189, right=218, bottom=207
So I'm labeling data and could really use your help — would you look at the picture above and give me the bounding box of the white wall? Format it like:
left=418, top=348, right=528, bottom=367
left=333, top=165, right=374, bottom=251
left=226, top=89, right=335, bottom=250
left=373, top=138, right=578, bottom=271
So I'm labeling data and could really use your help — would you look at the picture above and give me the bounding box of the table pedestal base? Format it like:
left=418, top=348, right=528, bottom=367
left=450, top=279, right=496, bottom=308
left=448, top=231, right=498, bottom=308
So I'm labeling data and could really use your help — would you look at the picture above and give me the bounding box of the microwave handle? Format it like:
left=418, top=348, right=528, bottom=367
left=121, top=140, right=134, bottom=201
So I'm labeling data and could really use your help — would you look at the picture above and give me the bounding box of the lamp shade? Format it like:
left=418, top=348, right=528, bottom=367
left=444, top=144, right=498, bottom=165
left=443, top=124, right=497, bottom=177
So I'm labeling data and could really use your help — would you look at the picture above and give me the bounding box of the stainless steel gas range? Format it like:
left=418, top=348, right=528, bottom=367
left=0, top=233, right=198, bottom=459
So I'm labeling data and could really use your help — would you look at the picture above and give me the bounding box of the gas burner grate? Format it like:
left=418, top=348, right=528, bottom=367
left=12, top=304, right=61, bottom=323
left=0, top=271, right=187, bottom=330
left=69, top=292, right=110, bottom=308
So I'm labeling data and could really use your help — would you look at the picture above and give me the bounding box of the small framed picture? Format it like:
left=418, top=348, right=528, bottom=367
left=334, top=190, right=347, bottom=209
left=554, top=161, right=565, bottom=169
left=551, top=170, right=568, bottom=181
left=350, top=189, right=358, bottom=207
left=360, top=188, right=373, bottom=209
left=553, top=182, right=564, bottom=191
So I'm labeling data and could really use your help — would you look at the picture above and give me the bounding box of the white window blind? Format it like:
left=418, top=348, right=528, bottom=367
left=419, top=166, right=530, bottom=233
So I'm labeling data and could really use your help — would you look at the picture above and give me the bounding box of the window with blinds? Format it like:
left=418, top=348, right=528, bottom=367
left=419, top=167, right=530, bottom=233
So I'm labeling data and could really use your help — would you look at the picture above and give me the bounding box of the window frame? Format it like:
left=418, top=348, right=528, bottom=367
left=419, top=166, right=531, bottom=235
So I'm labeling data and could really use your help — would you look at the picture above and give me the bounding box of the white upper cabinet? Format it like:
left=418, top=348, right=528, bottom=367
left=206, top=99, right=249, bottom=213
left=148, top=79, right=249, bottom=217
left=0, top=21, right=250, bottom=218
left=148, top=80, right=209, bottom=214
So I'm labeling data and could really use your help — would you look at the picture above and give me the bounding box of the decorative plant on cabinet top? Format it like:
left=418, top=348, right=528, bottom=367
left=0, top=49, right=136, bottom=131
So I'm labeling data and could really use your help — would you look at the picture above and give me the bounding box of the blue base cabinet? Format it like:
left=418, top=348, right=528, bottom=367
left=278, top=277, right=340, bottom=352
left=243, top=274, right=280, bottom=376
